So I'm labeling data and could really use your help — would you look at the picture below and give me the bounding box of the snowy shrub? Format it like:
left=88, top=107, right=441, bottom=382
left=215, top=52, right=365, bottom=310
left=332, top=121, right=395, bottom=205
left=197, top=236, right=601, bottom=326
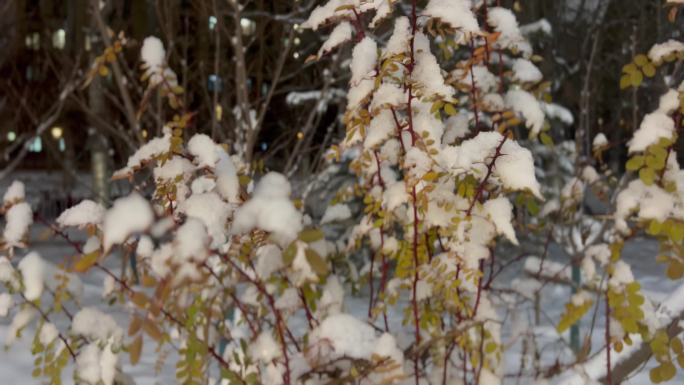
left=2, top=2, right=684, bottom=385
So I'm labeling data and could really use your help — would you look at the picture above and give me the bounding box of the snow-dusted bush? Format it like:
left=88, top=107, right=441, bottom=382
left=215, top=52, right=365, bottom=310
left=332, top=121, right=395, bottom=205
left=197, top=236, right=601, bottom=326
left=2, top=2, right=684, bottom=385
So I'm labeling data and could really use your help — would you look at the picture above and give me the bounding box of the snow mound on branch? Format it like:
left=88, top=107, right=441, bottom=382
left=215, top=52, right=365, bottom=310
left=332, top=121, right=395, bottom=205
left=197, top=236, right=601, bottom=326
left=350, top=37, right=377, bottom=85
left=593, top=133, right=608, bottom=149
left=113, top=133, right=171, bottom=177
left=179, top=192, right=231, bottom=247
left=440, top=131, right=542, bottom=199
left=188, top=134, right=223, bottom=168
left=3, top=181, right=25, bottom=203
left=153, top=156, right=194, bottom=181
left=18, top=251, right=46, bottom=301
left=318, top=22, right=352, bottom=57
left=365, top=110, right=395, bottom=149
left=628, top=90, right=678, bottom=153
left=3, top=202, right=32, bottom=248
left=413, top=33, right=453, bottom=98
left=321, top=204, right=352, bottom=224
left=423, top=0, right=479, bottom=35
left=385, top=17, right=411, bottom=56
left=307, top=313, right=376, bottom=360
left=505, top=90, right=545, bottom=137
left=512, top=58, right=543, bottom=83
left=487, top=7, right=531, bottom=56
left=141, top=37, right=165, bottom=72
left=370, top=83, right=405, bottom=112
left=57, top=200, right=106, bottom=228
left=304, top=0, right=354, bottom=30
left=72, top=307, right=123, bottom=343
left=232, top=172, right=302, bottom=246
left=483, top=197, right=518, bottom=245
left=103, top=193, right=154, bottom=252
left=648, top=39, right=684, bottom=63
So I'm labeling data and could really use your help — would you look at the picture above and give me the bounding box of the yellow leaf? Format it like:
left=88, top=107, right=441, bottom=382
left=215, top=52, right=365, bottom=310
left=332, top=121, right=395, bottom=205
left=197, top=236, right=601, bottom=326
left=129, top=335, right=143, bottom=365
left=73, top=252, right=99, bottom=273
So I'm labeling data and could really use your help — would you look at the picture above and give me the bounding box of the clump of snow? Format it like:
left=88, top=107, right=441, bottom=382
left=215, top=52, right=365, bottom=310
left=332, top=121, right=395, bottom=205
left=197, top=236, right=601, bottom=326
left=321, top=204, right=352, bottom=224
left=76, top=342, right=102, bottom=384
left=505, top=90, right=545, bottom=137
left=443, top=114, right=470, bottom=144
left=3, top=181, right=25, bottom=204
left=318, top=22, right=352, bottom=57
left=364, top=109, right=395, bottom=149
left=5, top=308, right=36, bottom=347
left=413, top=33, right=453, bottom=97
left=72, top=307, right=123, bottom=343
left=39, top=322, right=59, bottom=345
left=57, top=200, right=106, bottom=228
left=141, top=37, right=165, bottom=72
left=179, top=192, right=231, bottom=247
left=512, top=58, right=543, bottom=83
left=3, top=202, right=32, bottom=248
left=308, top=313, right=377, bottom=361
left=440, top=131, right=543, bottom=198
left=103, top=193, right=154, bottom=252
left=385, top=17, right=411, bottom=56
left=250, top=331, right=281, bottom=363
left=232, top=172, right=303, bottom=246
left=488, top=7, right=531, bottom=56
left=0, top=293, right=13, bottom=317
left=542, top=102, right=574, bottom=125
left=350, top=37, right=377, bottom=85
left=113, top=133, right=171, bottom=177
left=483, top=197, right=518, bottom=245
left=188, top=134, right=223, bottom=168
left=520, top=19, right=552, bottom=36
left=153, top=156, right=194, bottom=181
left=423, top=0, right=479, bottom=36
left=593, top=133, right=608, bottom=149
left=173, top=218, right=209, bottom=273
left=370, top=83, right=405, bottom=111
left=648, top=39, right=684, bottom=63
left=628, top=111, right=674, bottom=153
left=17, top=251, right=45, bottom=301
left=216, top=151, right=240, bottom=203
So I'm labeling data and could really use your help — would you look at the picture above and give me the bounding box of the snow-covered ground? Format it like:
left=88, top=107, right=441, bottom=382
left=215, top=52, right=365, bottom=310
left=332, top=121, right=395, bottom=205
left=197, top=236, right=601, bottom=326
left=1, top=227, right=681, bottom=384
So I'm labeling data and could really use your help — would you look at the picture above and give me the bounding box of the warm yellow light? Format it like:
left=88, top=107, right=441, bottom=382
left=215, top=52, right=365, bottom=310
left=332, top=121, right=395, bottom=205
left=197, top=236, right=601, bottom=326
left=142, top=129, right=148, bottom=138
left=296, top=131, right=304, bottom=140
left=50, top=126, right=63, bottom=139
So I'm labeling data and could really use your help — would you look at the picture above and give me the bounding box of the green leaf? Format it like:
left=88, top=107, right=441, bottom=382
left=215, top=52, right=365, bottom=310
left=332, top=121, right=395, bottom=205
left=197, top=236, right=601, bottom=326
left=305, top=248, right=329, bottom=277
left=620, top=75, right=631, bottom=90
left=630, top=71, right=644, bottom=87
left=444, top=103, right=457, bottom=116
left=639, top=167, right=655, bottom=185
left=73, top=251, right=99, bottom=273
left=625, top=156, right=644, bottom=171
left=283, top=243, right=297, bottom=266
left=634, top=54, right=649, bottom=67
left=540, top=132, right=554, bottom=146
left=643, top=63, right=657, bottom=78
left=299, top=228, right=324, bottom=243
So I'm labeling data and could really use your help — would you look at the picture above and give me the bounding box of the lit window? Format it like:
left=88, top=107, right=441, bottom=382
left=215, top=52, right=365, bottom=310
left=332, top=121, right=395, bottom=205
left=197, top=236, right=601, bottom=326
left=28, top=137, right=42, bottom=153
left=25, top=32, right=40, bottom=50
left=240, top=18, right=256, bottom=36
left=209, top=16, right=218, bottom=31
left=208, top=74, right=223, bottom=92
left=52, top=29, right=66, bottom=49
left=50, top=126, right=63, bottom=139
left=7, top=132, right=16, bottom=142
left=58, top=138, right=66, bottom=152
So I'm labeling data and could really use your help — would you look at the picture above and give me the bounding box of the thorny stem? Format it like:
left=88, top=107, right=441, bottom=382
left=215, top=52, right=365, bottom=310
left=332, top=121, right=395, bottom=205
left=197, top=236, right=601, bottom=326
left=221, top=253, right=293, bottom=385
left=21, top=292, right=77, bottom=360
left=605, top=288, right=612, bottom=385
left=466, top=133, right=508, bottom=216
left=408, top=1, right=421, bottom=383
